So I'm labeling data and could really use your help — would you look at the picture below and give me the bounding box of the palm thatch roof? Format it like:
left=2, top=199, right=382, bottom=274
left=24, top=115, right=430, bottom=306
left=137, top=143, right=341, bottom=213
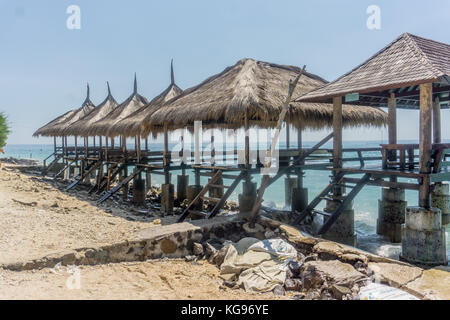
left=144, top=58, right=387, bottom=135
left=33, top=84, right=96, bottom=137
left=298, top=33, right=450, bottom=109
left=108, top=61, right=183, bottom=137
left=33, top=109, right=77, bottom=137
left=62, top=82, right=118, bottom=137
left=87, top=75, right=149, bottom=137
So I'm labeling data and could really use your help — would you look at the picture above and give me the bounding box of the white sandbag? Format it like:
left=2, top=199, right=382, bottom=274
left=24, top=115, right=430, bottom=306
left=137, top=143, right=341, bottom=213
left=248, top=238, right=297, bottom=259
left=220, top=245, right=273, bottom=275
left=359, top=282, right=419, bottom=300
left=237, top=260, right=288, bottom=293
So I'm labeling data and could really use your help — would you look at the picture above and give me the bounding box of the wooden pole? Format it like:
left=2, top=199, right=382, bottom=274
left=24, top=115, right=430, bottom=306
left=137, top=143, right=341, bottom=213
left=74, top=136, right=78, bottom=158
left=388, top=93, right=397, bottom=182
left=433, top=96, right=441, bottom=144
left=194, top=121, right=201, bottom=165
left=249, top=66, right=306, bottom=224
left=211, top=125, right=215, bottom=165
left=54, top=137, right=57, bottom=154
left=244, top=112, right=250, bottom=168
left=419, top=83, right=433, bottom=208
left=136, top=135, right=141, bottom=163
left=163, top=124, right=170, bottom=185
left=333, top=96, right=343, bottom=196
left=286, top=122, right=290, bottom=149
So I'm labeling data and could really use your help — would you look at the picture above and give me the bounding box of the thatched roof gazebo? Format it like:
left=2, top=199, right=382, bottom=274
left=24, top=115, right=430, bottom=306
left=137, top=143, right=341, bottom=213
left=144, top=58, right=387, bottom=135
left=40, top=84, right=96, bottom=137
left=87, top=75, right=149, bottom=138
left=62, top=82, right=118, bottom=137
left=33, top=109, right=77, bottom=138
left=109, top=61, right=183, bottom=138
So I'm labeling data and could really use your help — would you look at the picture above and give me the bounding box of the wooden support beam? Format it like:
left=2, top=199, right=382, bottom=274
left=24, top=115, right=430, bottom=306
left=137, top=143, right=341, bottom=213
left=433, top=96, right=441, bottom=144
left=244, top=112, right=250, bottom=168
left=136, top=135, right=141, bottom=163
left=333, top=96, right=343, bottom=196
left=419, top=83, right=433, bottom=208
left=194, top=121, right=201, bottom=165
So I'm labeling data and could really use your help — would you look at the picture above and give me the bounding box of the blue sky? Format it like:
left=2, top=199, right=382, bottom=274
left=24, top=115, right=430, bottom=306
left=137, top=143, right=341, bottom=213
left=1, top=0, right=449, bottom=144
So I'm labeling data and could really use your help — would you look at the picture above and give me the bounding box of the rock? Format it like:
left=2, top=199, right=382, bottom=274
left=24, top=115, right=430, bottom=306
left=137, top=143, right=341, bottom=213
left=243, top=222, right=265, bottom=235
left=304, top=290, right=321, bottom=300
left=304, top=254, right=318, bottom=263
left=211, top=244, right=231, bottom=266
left=193, top=242, right=204, bottom=256
left=330, top=284, right=352, bottom=300
left=405, top=268, right=450, bottom=300
left=264, top=230, right=275, bottom=239
left=284, top=278, right=302, bottom=291
left=205, top=242, right=218, bottom=258
left=185, top=255, right=196, bottom=262
left=272, top=285, right=286, bottom=296
left=302, top=266, right=326, bottom=290
left=303, top=260, right=367, bottom=288
left=50, top=202, right=59, bottom=208
left=160, top=239, right=178, bottom=254
left=223, top=279, right=236, bottom=288
left=368, top=262, right=423, bottom=288
left=287, top=260, right=302, bottom=277
left=153, top=219, right=161, bottom=225
left=292, top=293, right=305, bottom=300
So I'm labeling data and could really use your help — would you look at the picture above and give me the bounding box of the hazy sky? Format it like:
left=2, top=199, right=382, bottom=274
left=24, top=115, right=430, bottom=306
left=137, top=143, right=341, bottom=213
left=1, top=0, right=449, bottom=145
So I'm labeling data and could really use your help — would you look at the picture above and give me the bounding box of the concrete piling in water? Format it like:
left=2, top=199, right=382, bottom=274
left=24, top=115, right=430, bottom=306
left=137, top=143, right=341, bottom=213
left=161, top=184, right=174, bottom=215
left=284, top=177, right=298, bottom=209
left=176, top=175, right=189, bottom=205
left=187, top=185, right=203, bottom=210
left=377, top=187, right=407, bottom=243
left=323, top=199, right=357, bottom=247
left=400, top=206, right=448, bottom=266
left=238, top=181, right=257, bottom=220
left=431, top=183, right=450, bottom=225
left=209, top=176, right=224, bottom=199
left=292, top=187, right=308, bottom=213
left=145, top=170, right=152, bottom=192
left=132, top=178, right=146, bottom=205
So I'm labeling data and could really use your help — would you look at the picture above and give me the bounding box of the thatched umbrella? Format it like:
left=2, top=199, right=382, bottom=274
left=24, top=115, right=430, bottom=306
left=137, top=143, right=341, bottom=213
left=145, top=58, right=387, bottom=134
left=41, top=84, right=96, bottom=137
left=109, top=61, right=183, bottom=138
left=87, top=74, right=149, bottom=137
left=62, top=82, right=118, bottom=137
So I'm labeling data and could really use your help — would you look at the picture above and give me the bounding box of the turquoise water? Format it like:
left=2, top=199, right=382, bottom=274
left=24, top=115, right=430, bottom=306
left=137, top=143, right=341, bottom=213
left=2, top=142, right=449, bottom=261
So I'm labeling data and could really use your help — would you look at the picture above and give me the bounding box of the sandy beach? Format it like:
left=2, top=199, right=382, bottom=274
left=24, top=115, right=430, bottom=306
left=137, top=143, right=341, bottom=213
left=0, top=164, right=285, bottom=299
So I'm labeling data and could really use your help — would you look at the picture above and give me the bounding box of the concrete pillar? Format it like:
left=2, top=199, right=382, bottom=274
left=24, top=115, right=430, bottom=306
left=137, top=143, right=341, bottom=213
left=176, top=175, right=189, bottom=205
left=187, top=185, right=203, bottom=210
left=209, top=176, right=224, bottom=199
left=161, top=183, right=174, bottom=215
left=377, top=188, right=407, bottom=243
left=132, top=178, right=146, bottom=205
left=432, top=183, right=450, bottom=225
left=323, top=199, right=357, bottom=246
left=401, top=207, right=447, bottom=266
left=238, top=181, right=257, bottom=220
left=292, top=187, right=308, bottom=213
left=145, top=170, right=152, bottom=191
left=284, top=177, right=298, bottom=209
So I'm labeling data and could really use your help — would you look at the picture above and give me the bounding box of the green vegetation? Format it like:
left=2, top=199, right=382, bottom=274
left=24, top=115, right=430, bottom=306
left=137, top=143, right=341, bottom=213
left=0, top=112, right=10, bottom=150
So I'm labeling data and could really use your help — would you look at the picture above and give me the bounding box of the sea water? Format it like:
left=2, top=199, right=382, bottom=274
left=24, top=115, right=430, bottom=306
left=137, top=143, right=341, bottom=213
left=2, top=142, right=449, bottom=262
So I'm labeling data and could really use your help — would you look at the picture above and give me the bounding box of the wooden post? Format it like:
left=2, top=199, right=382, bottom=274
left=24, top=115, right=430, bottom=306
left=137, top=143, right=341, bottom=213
left=136, top=135, right=141, bottom=163
left=419, top=83, right=433, bottom=208
left=99, top=136, right=103, bottom=160
left=84, top=137, right=88, bottom=158
left=297, top=126, right=303, bottom=188
left=105, top=137, right=109, bottom=161
left=194, top=121, right=201, bottom=165
left=286, top=122, right=290, bottom=149
left=163, top=124, right=170, bottom=185
left=211, top=125, right=215, bottom=165
left=145, top=138, right=148, bottom=151
left=54, top=137, right=57, bottom=154
left=333, top=96, right=343, bottom=196
left=244, top=112, right=250, bottom=168
left=388, top=93, right=397, bottom=181
left=433, top=96, right=441, bottom=144
left=74, top=136, right=78, bottom=158
left=122, top=136, right=127, bottom=153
